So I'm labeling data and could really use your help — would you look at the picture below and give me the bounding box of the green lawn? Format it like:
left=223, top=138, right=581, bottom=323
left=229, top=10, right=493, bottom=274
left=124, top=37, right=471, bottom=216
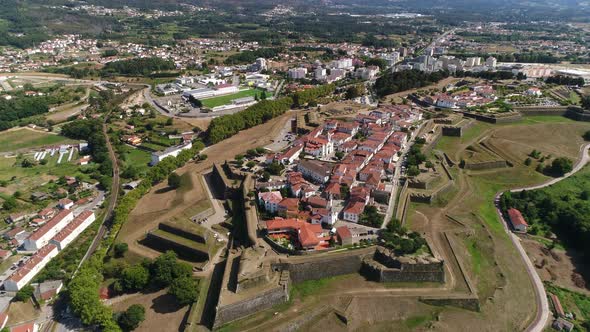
left=0, top=129, right=77, bottom=152
left=121, top=146, right=151, bottom=171
left=200, top=88, right=270, bottom=108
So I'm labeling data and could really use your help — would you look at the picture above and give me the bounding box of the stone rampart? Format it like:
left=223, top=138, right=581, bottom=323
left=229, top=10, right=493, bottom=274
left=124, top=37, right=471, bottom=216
left=361, top=247, right=445, bottom=283
left=463, top=160, right=507, bottom=170
left=143, top=232, right=209, bottom=262
left=158, top=222, right=206, bottom=244
left=213, top=286, right=288, bottom=329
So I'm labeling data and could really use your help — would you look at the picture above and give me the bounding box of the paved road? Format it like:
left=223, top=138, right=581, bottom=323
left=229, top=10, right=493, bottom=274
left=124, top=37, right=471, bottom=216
left=494, top=143, right=590, bottom=332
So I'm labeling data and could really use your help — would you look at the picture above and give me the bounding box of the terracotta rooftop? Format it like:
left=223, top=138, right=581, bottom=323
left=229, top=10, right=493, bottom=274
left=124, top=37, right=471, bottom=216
left=52, top=211, right=93, bottom=243
left=6, top=244, right=57, bottom=283
left=28, top=209, right=72, bottom=241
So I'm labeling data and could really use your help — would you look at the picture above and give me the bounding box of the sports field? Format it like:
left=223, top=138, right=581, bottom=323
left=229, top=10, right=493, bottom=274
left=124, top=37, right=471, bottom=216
left=200, top=88, right=269, bottom=108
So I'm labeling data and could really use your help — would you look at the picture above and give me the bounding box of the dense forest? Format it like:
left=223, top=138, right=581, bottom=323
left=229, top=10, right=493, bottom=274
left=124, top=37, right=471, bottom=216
left=374, top=70, right=450, bottom=97
left=101, top=57, right=176, bottom=76
left=0, top=97, right=50, bottom=131
left=224, top=48, right=283, bottom=65
left=499, top=172, right=590, bottom=262
left=546, top=75, right=586, bottom=86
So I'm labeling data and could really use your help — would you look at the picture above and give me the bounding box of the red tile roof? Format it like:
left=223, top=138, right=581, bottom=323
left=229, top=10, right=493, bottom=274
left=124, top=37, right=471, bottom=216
left=52, top=211, right=93, bottom=243
left=28, top=209, right=72, bottom=241
left=258, top=191, right=283, bottom=204
left=10, top=322, right=36, bottom=332
left=507, top=208, right=528, bottom=227
left=336, top=226, right=352, bottom=240
left=6, top=244, right=57, bottom=283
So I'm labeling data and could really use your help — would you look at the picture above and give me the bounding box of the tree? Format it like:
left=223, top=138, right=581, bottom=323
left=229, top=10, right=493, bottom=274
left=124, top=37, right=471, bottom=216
left=524, top=158, right=532, bottom=166
left=260, top=91, right=267, bottom=100
left=261, top=171, right=271, bottom=182
left=21, top=158, right=35, bottom=168
left=150, top=251, right=191, bottom=288
left=246, top=161, right=256, bottom=168
left=548, top=157, right=573, bottom=176
left=114, top=243, right=129, bottom=258
left=335, top=151, right=345, bottom=160
left=2, top=197, right=17, bottom=211
left=121, top=264, right=149, bottom=292
left=117, top=304, right=145, bottom=331
left=168, top=173, right=181, bottom=189
left=407, top=166, right=420, bottom=177
left=166, top=118, right=173, bottom=126
left=15, top=285, right=34, bottom=302
left=168, top=276, right=199, bottom=306
left=199, top=154, right=208, bottom=161
left=583, top=130, right=590, bottom=141
left=267, top=161, right=284, bottom=175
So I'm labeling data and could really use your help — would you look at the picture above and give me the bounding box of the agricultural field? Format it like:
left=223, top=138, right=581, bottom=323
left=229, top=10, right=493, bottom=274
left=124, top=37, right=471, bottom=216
left=0, top=128, right=77, bottom=153
left=200, top=88, right=270, bottom=108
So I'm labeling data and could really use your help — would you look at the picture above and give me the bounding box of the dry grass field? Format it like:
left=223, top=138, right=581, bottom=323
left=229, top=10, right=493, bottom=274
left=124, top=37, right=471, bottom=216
left=111, top=289, right=190, bottom=332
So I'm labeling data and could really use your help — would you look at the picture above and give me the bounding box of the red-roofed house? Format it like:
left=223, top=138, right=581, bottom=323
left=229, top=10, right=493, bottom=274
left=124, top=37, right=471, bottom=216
left=343, top=201, right=365, bottom=223
left=57, top=198, right=74, bottom=210
left=50, top=211, right=95, bottom=251
left=336, top=226, right=353, bottom=246
left=10, top=322, right=38, bottom=332
left=4, top=244, right=59, bottom=291
left=507, top=208, right=528, bottom=232
left=23, top=209, right=73, bottom=251
left=278, top=198, right=300, bottom=218
left=37, top=207, right=56, bottom=220
left=266, top=218, right=327, bottom=250
left=258, top=191, right=283, bottom=214
left=0, top=249, right=12, bottom=260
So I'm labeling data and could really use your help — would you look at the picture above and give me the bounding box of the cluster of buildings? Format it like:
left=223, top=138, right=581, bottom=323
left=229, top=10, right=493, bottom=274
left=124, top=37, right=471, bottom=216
left=287, top=58, right=381, bottom=83
left=398, top=53, right=498, bottom=73
left=3, top=209, right=95, bottom=291
left=258, top=105, right=422, bottom=251
left=423, top=84, right=497, bottom=109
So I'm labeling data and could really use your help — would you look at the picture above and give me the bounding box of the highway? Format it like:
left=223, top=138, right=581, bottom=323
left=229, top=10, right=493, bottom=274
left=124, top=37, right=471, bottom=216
left=494, top=143, right=590, bottom=332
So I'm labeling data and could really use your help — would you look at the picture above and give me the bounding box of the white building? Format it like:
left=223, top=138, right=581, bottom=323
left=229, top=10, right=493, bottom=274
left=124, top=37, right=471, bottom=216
left=332, top=58, right=353, bottom=69
left=150, top=141, right=193, bottom=165
left=315, top=67, right=326, bottom=80
left=465, top=57, right=482, bottom=67
left=23, top=209, right=73, bottom=251
left=288, top=67, right=307, bottom=79
left=297, top=160, right=332, bottom=184
left=485, top=56, right=497, bottom=68
left=4, top=244, right=59, bottom=291
left=256, top=58, right=267, bottom=71
left=258, top=191, right=283, bottom=214
left=50, top=210, right=95, bottom=251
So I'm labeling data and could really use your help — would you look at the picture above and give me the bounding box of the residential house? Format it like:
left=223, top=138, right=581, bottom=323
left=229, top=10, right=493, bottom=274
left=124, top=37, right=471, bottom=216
left=342, top=201, right=365, bottom=223
left=277, top=198, right=300, bottom=218
left=507, top=208, right=528, bottom=232
left=297, top=160, right=333, bottom=184
left=258, top=191, right=283, bottom=214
